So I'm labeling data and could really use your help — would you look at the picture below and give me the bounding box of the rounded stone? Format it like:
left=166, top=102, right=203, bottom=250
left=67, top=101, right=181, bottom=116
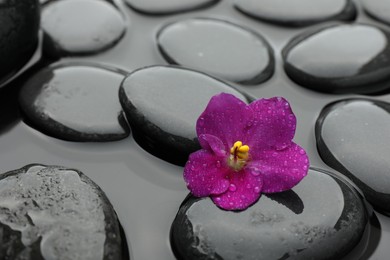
left=171, top=168, right=370, bottom=260
left=362, top=0, right=390, bottom=26
left=41, top=0, right=126, bottom=57
left=157, top=18, right=274, bottom=85
left=0, top=164, right=126, bottom=260
left=283, top=24, right=390, bottom=94
left=0, top=0, right=40, bottom=85
left=119, top=65, right=252, bottom=166
left=234, top=0, right=356, bottom=27
left=316, top=98, right=390, bottom=214
left=19, top=62, right=130, bottom=142
left=124, top=0, right=219, bottom=15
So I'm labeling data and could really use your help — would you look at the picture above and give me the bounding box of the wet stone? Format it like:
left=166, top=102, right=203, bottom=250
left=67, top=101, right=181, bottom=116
left=316, top=99, right=390, bottom=214
left=0, top=164, right=125, bottom=260
left=41, top=0, right=126, bottom=57
left=283, top=24, right=390, bottom=94
left=234, top=0, right=356, bottom=27
left=171, top=168, right=369, bottom=260
left=0, top=0, right=40, bottom=85
left=157, top=18, right=274, bottom=85
left=363, top=0, right=390, bottom=26
left=124, top=0, right=219, bottom=15
left=119, top=66, right=251, bottom=166
left=19, top=62, right=130, bottom=142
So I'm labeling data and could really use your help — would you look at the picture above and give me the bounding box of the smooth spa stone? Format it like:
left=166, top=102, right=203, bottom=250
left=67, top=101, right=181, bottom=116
left=124, top=0, right=219, bottom=15
left=0, top=164, right=126, bottom=260
left=362, top=0, right=390, bottom=26
left=41, top=0, right=126, bottom=57
left=119, top=65, right=251, bottom=166
left=19, top=62, right=130, bottom=142
left=157, top=18, right=274, bottom=85
left=234, top=0, right=356, bottom=27
left=282, top=24, right=390, bottom=94
left=316, top=99, right=390, bottom=214
left=0, top=0, right=40, bottom=85
left=171, top=168, right=369, bottom=260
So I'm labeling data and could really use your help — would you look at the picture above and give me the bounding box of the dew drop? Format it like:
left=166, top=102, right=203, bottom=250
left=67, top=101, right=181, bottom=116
left=254, top=186, right=261, bottom=193
left=229, top=184, right=237, bottom=192
left=216, top=160, right=221, bottom=168
left=251, top=168, right=261, bottom=176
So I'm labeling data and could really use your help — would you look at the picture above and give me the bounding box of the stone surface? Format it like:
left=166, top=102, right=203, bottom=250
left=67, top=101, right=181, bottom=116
left=283, top=24, right=390, bottom=94
left=19, top=62, right=130, bottom=142
left=119, top=65, right=251, bottom=166
left=171, top=168, right=369, bottom=260
left=157, top=18, right=274, bottom=85
left=362, top=0, right=390, bottom=26
left=316, top=99, right=390, bottom=214
left=0, top=0, right=40, bottom=85
left=124, top=0, right=219, bottom=15
left=0, top=164, right=126, bottom=260
left=234, top=0, right=356, bottom=27
left=41, top=0, right=126, bottom=57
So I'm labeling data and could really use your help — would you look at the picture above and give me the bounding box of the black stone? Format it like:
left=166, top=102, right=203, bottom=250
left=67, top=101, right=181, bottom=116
left=283, top=24, right=390, bottom=94
left=316, top=99, right=390, bottom=214
left=119, top=65, right=252, bottom=166
left=157, top=18, right=274, bottom=85
left=171, top=168, right=369, bottom=260
left=0, top=0, right=40, bottom=85
left=41, top=0, right=126, bottom=57
left=363, top=0, right=390, bottom=26
left=234, top=0, right=356, bottom=27
left=19, top=62, right=130, bottom=142
left=124, top=0, right=219, bottom=15
left=0, top=164, right=127, bottom=260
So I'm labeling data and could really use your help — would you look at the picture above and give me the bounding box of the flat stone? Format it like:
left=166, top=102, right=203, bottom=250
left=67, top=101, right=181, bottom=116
left=234, top=0, right=356, bottom=27
left=124, top=0, right=219, bottom=15
left=19, top=62, right=130, bottom=142
left=283, top=24, right=390, bottom=94
left=171, top=168, right=369, bottom=260
left=0, top=0, right=40, bottom=85
left=41, top=0, right=126, bottom=57
left=157, top=18, right=274, bottom=85
left=0, top=164, right=126, bottom=260
left=119, top=65, right=251, bottom=166
left=316, top=98, right=390, bottom=214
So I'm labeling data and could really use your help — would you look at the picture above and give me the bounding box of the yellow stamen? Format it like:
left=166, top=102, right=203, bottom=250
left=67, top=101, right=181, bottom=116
left=228, top=141, right=250, bottom=171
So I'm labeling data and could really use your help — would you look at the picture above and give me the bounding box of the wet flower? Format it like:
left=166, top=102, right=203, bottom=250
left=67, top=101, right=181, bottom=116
left=183, top=93, right=309, bottom=211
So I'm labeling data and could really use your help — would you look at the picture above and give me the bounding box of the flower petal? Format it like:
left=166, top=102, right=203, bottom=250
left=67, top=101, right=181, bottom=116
left=211, top=170, right=263, bottom=211
left=198, top=134, right=227, bottom=157
left=247, top=143, right=309, bottom=194
left=247, top=97, right=296, bottom=153
left=184, top=150, right=230, bottom=197
left=197, top=93, right=251, bottom=149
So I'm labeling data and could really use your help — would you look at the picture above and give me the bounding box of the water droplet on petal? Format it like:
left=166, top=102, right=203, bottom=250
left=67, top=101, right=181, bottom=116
left=251, top=168, right=261, bottom=176
left=216, top=161, right=221, bottom=168
left=254, top=186, right=261, bottom=193
left=229, top=184, right=237, bottom=192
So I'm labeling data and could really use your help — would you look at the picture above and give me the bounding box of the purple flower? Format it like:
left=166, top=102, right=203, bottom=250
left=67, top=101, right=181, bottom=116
left=183, top=93, right=309, bottom=211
